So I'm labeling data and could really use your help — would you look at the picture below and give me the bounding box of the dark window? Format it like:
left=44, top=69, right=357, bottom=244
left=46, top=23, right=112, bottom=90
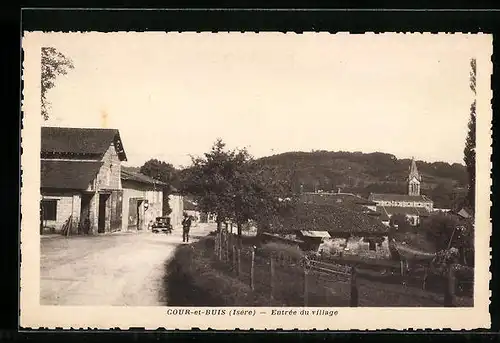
left=42, top=200, right=57, bottom=221
left=369, top=240, right=376, bottom=251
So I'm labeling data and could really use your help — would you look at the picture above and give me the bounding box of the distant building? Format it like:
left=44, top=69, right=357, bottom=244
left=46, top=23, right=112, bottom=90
left=40, top=127, right=127, bottom=235
left=368, top=158, right=434, bottom=226
left=121, top=169, right=166, bottom=231
left=183, top=197, right=200, bottom=222
left=121, top=168, right=184, bottom=230
left=260, top=202, right=390, bottom=257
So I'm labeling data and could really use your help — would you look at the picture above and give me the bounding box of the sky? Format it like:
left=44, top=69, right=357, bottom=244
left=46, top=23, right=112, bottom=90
left=41, top=32, right=478, bottom=168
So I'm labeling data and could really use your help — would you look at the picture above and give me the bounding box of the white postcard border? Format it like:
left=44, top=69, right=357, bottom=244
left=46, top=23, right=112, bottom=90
left=20, top=32, right=492, bottom=330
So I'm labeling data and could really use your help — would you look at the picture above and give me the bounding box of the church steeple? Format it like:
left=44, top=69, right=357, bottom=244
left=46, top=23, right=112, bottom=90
left=408, top=157, right=421, bottom=196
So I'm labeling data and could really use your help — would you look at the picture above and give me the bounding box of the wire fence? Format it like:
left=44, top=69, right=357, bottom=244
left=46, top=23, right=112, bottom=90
left=209, top=231, right=473, bottom=307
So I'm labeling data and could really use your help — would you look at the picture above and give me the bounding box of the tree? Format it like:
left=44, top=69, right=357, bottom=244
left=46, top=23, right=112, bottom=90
left=420, top=212, right=473, bottom=266
left=139, top=159, right=179, bottom=216
left=389, top=213, right=412, bottom=233
left=41, top=47, right=75, bottom=120
left=463, top=58, right=476, bottom=213
left=181, top=139, right=240, bottom=232
left=182, top=139, right=284, bottom=239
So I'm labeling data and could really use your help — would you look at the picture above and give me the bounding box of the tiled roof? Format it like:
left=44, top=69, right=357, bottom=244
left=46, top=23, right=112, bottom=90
left=457, top=208, right=472, bottom=219
left=267, top=202, right=388, bottom=235
left=41, top=127, right=127, bottom=161
left=41, top=160, right=103, bottom=190
left=377, top=206, right=431, bottom=217
left=369, top=193, right=433, bottom=203
left=301, top=192, right=377, bottom=207
left=299, top=230, right=331, bottom=238
left=121, top=169, right=173, bottom=189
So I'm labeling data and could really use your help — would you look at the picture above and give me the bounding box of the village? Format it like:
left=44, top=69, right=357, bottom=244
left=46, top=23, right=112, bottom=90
left=35, top=34, right=479, bottom=309
left=39, top=125, right=475, bottom=307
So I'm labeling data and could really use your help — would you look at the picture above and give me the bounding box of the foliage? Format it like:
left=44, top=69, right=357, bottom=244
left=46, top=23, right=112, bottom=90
left=41, top=47, right=75, bottom=120
left=182, top=139, right=283, bottom=235
left=392, top=232, right=436, bottom=254
left=389, top=213, right=412, bottom=233
left=259, top=241, right=305, bottom=260
left=140, top=159, right=179, bottom=187
left=253, top=150, right=468, bottom=209
left=464, top=58, right=476, bottom=213
left=139, top=159, right=179, bottom=216
left=420, top=212, right=474, bottom=266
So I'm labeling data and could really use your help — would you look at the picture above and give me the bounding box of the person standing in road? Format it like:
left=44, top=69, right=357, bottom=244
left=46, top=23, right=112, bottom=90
left=182, top=212, right=192, bottom=243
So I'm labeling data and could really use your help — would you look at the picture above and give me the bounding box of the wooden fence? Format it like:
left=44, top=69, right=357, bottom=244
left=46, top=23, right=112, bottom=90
left=213, top=231, right=473, bottom=307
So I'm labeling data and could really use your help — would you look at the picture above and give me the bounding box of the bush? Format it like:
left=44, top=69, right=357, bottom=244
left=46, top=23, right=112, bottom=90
left=259, top=241, right=305, bottom=260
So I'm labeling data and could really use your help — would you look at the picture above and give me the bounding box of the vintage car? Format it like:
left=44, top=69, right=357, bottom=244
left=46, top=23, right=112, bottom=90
left=151, top=216, right=173, bottom=234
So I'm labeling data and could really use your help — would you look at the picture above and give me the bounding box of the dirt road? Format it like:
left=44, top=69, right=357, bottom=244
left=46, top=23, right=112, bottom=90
left=40, top=223, right=215, bottom=306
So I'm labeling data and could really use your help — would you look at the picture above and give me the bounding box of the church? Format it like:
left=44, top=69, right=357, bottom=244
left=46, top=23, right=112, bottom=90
left=368, top=158, right=434, bottom=226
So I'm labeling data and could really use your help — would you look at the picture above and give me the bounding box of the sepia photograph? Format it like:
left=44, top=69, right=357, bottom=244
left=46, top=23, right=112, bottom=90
left=21, top=32, right=492, bottom=329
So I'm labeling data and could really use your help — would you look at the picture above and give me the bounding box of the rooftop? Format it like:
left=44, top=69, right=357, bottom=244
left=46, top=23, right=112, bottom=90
left=265, top=202, right=388, bottom=236
left=41, top=160, right=103, bottom=190
left=301, top=192, right=377, bottom=207
left=41, top=127, right=127, bottom=161
left=369, top=193, right=433, bottom=203
left=121, top=169, right=178, bottom=192
left=377, top=206, right=431, bottom=217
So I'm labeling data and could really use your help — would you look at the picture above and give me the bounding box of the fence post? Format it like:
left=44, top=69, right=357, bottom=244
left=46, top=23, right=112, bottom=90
left=232, top=243, right=237, bottom=274
left=225, top=234, right=230, bottom=262
left=444, top=265, right=456, bottom=307
left=237, top=247, right=241, bottom=277
left=214, top=232, right=219, bottom=259
left=250, top=245, right=256, bottom=291
left=270, top=254, right=275, bottom=302
left=350, top=265, right=359, bottom=307
left=303, top=257, right=309, bottom=307
left=218, top=231, right=223, bottom=260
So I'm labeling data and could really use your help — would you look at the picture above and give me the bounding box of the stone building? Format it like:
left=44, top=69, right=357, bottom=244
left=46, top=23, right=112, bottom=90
left=40, top=127, right=127, bottom=235
left=120, top=168, right=184, bottom=231
left=121, top=168, right=165, bottom=231
left=368, top=158, right=434, bottom=226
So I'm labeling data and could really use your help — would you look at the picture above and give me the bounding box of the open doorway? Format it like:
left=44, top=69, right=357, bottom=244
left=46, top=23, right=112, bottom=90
left=137, top=199, right=144, bottom=230
left=98, top=193, right=110, bottom=233
left=80, top=194, right=92, bottom=234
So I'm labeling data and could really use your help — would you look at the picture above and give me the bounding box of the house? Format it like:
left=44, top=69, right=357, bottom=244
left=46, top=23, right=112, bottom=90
left=368, top=158, right=434, bottom=225
left=301, top=191, right=378, bottom=212
left=262, top=202, right=390, bottom=258
left=121, top=168, right=166, bottom=231
left=40, top=127, right=127, bottom=235
left=121, top=167, right=184, bottom=230
left=169, top=192, right=184, bottom=229
left=376, top=205, right=431, bottom=226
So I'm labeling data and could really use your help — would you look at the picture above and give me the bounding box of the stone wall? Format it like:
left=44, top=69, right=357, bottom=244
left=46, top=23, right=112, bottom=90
left=122, top=180, right=163, bottom=231
left=319, top=236, right=391, bottom=260
left=95, top=143, right=122, bottom=190
left=169, top=194, right=184, bottom=228
left=41, top=193, right=81, bottom=234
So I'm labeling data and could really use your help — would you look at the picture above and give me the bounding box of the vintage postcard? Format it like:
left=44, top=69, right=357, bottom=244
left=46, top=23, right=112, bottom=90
left=21, top=32, right=492, bottom=330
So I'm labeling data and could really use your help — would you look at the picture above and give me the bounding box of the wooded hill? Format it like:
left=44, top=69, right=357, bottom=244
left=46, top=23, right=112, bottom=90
left=130, top=150, right=469, bottom=210
left=252, top=151, right=468, bottom=209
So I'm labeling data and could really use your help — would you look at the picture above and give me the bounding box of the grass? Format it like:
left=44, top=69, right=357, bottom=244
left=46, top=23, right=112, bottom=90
left=165, top=236, right=350, bottom=306
left=165, top=238, right=270, bottom=306
left=165, top=235, right=473, bottom=307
